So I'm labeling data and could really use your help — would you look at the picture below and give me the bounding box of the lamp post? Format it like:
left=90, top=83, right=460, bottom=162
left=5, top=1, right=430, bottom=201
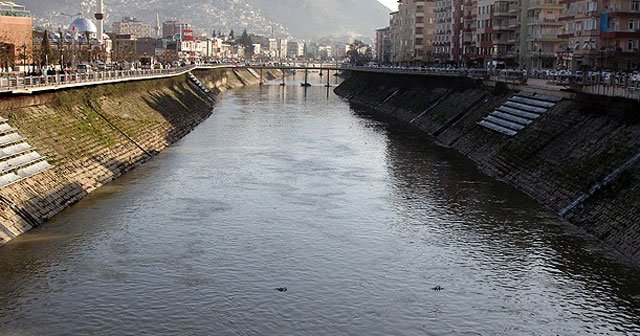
left=538, top=48, right=542, bottom=69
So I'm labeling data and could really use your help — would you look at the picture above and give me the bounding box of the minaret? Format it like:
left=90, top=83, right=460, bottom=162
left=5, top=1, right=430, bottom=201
left=94, top=0, right=104, bottom=43
left=156, top=13, right=161, bottom=38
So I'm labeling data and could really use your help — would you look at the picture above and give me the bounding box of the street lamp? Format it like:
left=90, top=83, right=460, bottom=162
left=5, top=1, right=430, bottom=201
left=538, top=48, right=542, bottom=69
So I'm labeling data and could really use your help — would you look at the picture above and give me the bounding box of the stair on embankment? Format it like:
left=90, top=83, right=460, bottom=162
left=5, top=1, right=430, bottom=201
left=478, top=92, right=561, bottom=136
left=0, top=117, right=51, bottom=188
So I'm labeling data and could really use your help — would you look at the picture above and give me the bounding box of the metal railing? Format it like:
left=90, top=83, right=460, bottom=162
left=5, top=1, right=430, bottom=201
left=0, top=66, right=203, bottom=93
left=346, top=65, right=639, bottom=100
left=540, top=72, right=640, bottom=100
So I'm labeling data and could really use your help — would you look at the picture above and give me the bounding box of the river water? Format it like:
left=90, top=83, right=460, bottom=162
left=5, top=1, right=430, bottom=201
left=0, top=76, right=639, bottom=335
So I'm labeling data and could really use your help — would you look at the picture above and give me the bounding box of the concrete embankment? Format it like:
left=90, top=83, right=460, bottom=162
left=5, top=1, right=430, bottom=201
left=335, top=71, right=640, bottom=264
left=0, top=67, right=280, bottom=245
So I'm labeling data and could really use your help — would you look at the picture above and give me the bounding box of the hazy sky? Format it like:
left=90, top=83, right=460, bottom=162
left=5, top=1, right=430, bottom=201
left=377, top=0, right=398, bottom=10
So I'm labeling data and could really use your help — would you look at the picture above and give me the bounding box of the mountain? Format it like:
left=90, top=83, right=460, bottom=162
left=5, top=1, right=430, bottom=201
left=21, top=0, right=390, bottom=39
left=251, top=0, right=390, bottom=38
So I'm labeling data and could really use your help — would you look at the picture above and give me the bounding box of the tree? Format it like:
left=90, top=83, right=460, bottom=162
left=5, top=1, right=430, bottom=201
left=40, top=30, right=54, bottom=66
left=229, top=29, right=235, bottom=40
left=238, top=29, right=254, bottom=57
left=347, top=40, right=373, bottom=66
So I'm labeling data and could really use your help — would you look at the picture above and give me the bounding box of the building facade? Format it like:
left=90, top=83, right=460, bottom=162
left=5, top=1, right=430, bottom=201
left=162, top=21, right=191, bottom=39
left=113, top=17, right=152, bottom=39
left=375, top=27, right=392, bottom=63
left=395, top=0, right=436, bottom=64
left=0, top=1, right=32, bottom=70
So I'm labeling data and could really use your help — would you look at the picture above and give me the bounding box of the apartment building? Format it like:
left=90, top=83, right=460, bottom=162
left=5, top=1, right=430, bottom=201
left=389, top=11, right=401, bottom=62
left=521, top=0, right=564, bottom=68
left=375, top=27, right=392, bottom=63
left=434, top=0, right=456, bottom=62
left=384, top=0, right=639, bottom=69
left=558, top=0, right=610, bottom=69
left=601, top=0, right=640, bottom=69
left=461, top=0, right=479, bottom=64
left=113, top=17, right=152, bottom=39
left=395, top=0, right=436, bottom=64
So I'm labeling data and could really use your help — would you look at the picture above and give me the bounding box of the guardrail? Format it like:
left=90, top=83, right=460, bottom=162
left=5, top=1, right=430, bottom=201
left=0, top=66, right=202, bottom=93
left=346, top=66, right=639, bottom=100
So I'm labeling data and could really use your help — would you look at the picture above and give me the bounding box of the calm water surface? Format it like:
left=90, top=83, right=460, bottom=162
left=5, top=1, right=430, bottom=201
left=0, top=78, right=639, bottom=335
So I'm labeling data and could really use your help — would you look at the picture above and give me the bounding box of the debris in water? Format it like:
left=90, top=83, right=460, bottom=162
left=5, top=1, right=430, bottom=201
left=275, top=287, right=287, bottom=292
left=431, top=286, right=444, bottom=291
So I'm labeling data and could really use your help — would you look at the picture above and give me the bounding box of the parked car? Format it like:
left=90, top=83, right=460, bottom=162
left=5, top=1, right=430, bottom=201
left=77, top=64, right=93, bottom=74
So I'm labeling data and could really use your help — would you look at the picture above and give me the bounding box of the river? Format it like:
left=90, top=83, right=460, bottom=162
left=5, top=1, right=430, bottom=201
left=0, top=75, right=639, bottom=335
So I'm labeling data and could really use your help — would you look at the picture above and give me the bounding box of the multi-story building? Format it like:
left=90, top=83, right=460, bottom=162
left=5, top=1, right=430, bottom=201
left=557, top=0, right=607, bottom=69
left=600, top=0, right=640, bottom=69
left=423, top=0, right=437, bottom=63
left=375, top=27, right=392, bottom=63
left=471, top=0, right=518, bottom=66
left=113, top=17, right=152, bottom=39
left=434, top=0, right=461, bottom=63
left=162, top=21, right=191, bottom=39
left=520, top=0, right=563, bottom=68
left=461, top=0, right=479, bottom=64
left=287, top=41, right=303, bottom=59
left=389, top=11, right=401, bottom=62
left=0, top=1, right=32, bottom=70
left=396, top=0, right=436, bottom=64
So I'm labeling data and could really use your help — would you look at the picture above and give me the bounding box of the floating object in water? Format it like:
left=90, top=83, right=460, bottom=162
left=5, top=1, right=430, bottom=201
left=275, top=287, right=287, bottom=292
left=431, top=286, right=444, bottom=291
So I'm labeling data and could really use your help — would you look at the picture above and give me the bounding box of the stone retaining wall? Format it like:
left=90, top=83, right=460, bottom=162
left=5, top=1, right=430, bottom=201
left=335, top=71, right=640, bottom=264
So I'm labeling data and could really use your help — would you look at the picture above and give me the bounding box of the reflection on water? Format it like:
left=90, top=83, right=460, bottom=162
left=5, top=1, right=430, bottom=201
left=0, top=78, right=639, bottom=335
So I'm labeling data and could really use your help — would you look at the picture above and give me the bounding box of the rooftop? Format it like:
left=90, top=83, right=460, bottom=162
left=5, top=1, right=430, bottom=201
left=0, top=1, right=30, bottom=18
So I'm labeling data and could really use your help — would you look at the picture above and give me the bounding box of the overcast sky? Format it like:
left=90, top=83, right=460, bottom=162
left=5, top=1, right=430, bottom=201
left=377, top=0, right=398, bottom=10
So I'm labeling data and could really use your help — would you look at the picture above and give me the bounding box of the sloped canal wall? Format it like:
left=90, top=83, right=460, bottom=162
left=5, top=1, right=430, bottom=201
left=335, top=71, right=640, bottom=265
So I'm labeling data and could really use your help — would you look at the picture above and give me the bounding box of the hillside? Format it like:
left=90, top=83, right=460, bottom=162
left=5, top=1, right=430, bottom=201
left=21, top=0, right=390, bottom=38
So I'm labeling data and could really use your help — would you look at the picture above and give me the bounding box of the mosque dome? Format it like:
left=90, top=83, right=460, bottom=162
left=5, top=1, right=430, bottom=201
left=68, top=17, right=97, bottom=34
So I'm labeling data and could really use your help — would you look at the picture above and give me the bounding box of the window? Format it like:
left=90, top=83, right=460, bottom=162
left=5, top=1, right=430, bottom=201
left=630, top=19, right=639, bottom=30
left=633, top=0, right=640, bottom=11
left=586, top=1, right=597, bottom=12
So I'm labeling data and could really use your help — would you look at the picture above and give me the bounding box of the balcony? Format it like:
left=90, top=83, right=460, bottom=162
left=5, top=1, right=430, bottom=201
left=493, top=24, right=513, bottom=31
left=528, top=0, right=563, bottom=9
left=557, top=32, right=575, bottom=38
left=493, top=38, right=516, bottom=44
left=493, top=6, right=512, bottom=16
left=527, top=34, right=562, bottom=42
left=527, top=17, right=561, bottom=25
left=607, top=4, right=640, bottom=14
